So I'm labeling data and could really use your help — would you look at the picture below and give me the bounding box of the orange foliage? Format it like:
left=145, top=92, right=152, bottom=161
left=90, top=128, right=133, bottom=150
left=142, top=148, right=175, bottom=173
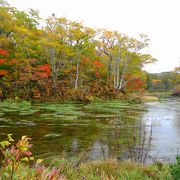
left=152, top=79, right=162, bottom=86
left=0, top=70, right=8, bottom=76
left=93, top=60, right=104, bottom=68
left=35, top=72, right=49, bottom=78
left=81, top=56, right=89, bottom=64
left=37, top=64, right=51, bottom=76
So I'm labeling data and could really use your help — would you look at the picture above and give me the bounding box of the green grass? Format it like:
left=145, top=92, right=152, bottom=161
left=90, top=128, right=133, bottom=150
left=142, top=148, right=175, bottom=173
left=0, top=158, right=172, bottom=180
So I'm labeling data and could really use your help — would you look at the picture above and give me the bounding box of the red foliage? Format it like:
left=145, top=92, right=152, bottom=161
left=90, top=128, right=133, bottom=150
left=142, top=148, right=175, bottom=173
left=95, top=71, right=100, bottom=78
left=10, top=59, right=18, bottom=64
left=133, top=79, right=144, bottom=86
left=31, top=64, right=52, bottom=79
left=93, top=60, right=104, bottom=68
left=0, top=49, right=8, bottom=56
left=0, top=70, right=8, bottom=76
left=0, top=59, right=6, bottom=64
left=37, top=64, right=51, bottom=76
left=126, top=78, right=145, bottom=93
left=22, top=151, right=32, bottom=156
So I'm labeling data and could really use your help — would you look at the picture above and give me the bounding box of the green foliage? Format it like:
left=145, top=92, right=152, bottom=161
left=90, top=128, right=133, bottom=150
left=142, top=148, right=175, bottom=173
left=170, top=155, right=180, bottom=180
left=146, top=72, right=176, bottom=92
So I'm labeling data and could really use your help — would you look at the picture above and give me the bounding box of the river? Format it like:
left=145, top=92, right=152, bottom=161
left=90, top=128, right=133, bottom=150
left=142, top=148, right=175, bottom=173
left=0, top=98, right=179, bottom=162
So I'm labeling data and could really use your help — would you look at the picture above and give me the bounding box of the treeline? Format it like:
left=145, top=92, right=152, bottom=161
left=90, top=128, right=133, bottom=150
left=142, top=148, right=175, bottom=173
left=0, top=0, right=161, bottom=102
left=146, top=69, right=180, bottom=96
left=146, top=72, right=177, bottom=91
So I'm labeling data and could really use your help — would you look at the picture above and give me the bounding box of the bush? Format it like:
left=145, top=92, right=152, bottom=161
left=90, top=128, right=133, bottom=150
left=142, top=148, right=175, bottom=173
left=172, top=86, right=180, bottom=96
left=170, top=155, right=180, bottom=180
left=0, top=135, right=66, bottom=180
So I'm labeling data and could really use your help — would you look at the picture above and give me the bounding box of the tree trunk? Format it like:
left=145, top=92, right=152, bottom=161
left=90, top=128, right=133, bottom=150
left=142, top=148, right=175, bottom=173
left=114, top=42, right=121, bottom=89
left=50, top=47, right=57, bottom=92
left=75, top=61, right=80, bottom=90
left=118, top=55, right=129, bottom=93
left=107, top=56, right=113, bottom=84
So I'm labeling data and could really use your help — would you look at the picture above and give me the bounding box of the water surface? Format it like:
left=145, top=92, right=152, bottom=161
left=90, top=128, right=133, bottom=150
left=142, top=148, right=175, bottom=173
left=0, top=98, right=179, bottom=162
left=142, top=97, right=180, bottom=162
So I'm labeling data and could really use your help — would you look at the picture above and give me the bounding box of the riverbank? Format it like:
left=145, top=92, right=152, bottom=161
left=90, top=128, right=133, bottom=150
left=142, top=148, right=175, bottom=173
left=0, top=158, right=173, bottom=179
left=142, top=91, right=175, bottom=102
left=0, top=133, right=173, bottom=179
left=1, top=90, right=176, bottom=104
left=0, top=134, right=178, bottom=179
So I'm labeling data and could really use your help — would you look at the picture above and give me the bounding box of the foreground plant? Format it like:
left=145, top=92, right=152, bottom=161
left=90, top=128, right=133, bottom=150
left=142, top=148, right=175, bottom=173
left=0, top=135, right=66, bottom=179
left=0, top=135, right=34, bottom=179
left=170, top=155, right=180, bottom=180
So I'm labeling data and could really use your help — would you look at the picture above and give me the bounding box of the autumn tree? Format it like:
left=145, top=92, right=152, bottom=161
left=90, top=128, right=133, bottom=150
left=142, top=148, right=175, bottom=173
left=0, top=1, right=157, bottom=101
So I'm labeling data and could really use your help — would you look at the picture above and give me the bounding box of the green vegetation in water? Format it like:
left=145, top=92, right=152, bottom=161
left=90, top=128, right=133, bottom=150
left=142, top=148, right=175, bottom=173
left=0, top=100, right=148, bottom=159
left=0, top=99, right=146, bottom=117
left=0, top=99, right=35, bottom=114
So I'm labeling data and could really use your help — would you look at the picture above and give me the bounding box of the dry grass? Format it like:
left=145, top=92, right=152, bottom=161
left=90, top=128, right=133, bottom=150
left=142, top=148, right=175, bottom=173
left=142, top=96, right=158, bottom=102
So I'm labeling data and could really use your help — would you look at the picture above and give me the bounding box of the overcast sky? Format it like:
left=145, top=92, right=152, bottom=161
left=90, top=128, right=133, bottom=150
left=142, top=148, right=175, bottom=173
left=7, top=0, right=180, bottom=73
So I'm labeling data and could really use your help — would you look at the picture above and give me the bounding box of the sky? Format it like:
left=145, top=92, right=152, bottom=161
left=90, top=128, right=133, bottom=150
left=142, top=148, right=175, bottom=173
left=6, top=0, right=180, bottom=73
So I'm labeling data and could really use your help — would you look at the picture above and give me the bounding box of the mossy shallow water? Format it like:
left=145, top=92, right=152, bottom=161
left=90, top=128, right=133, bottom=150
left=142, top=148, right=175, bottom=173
left=1, top=98, right=179, bottom=163
left=0, top=100, right=146, bottom=159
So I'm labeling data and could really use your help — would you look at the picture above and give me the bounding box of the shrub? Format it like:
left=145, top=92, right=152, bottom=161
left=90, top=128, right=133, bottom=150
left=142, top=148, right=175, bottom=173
left=170, top=155, right=180, bottom=180
left=0, top=135, right=66, bottom=180
left=172, top=86, right=180, bottom=96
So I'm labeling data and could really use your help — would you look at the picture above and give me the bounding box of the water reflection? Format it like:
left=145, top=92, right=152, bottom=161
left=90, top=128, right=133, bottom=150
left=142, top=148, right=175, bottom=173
left=0, top=99, right=179, bottom=161
left=0, top=102, right=141, bottom=159
left=142, top=98, right=180, bottom=162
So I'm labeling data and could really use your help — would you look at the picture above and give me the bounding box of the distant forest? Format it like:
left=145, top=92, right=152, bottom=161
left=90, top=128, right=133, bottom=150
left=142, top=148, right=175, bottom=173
left=147, top=72, right=179, bottom=92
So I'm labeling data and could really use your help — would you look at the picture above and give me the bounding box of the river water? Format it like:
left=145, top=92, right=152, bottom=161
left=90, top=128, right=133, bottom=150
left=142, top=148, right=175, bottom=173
left=142, top=97, right=180, bottom=162
left=0, top=98, right=179, bottom=162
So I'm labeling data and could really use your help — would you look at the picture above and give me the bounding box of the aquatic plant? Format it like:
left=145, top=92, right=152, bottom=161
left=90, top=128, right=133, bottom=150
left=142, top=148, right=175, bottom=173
left=126, top=121, right=153, bottom=163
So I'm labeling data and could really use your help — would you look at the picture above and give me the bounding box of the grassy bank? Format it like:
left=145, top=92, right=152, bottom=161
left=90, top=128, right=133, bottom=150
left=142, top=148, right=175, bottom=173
left=0, top=158, right=173, bottom=180
left=142, top=91, right=175, bottom=102
left=0, top=135, right=178, bottom=180
left=146, top=91, right=172, bottom=98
